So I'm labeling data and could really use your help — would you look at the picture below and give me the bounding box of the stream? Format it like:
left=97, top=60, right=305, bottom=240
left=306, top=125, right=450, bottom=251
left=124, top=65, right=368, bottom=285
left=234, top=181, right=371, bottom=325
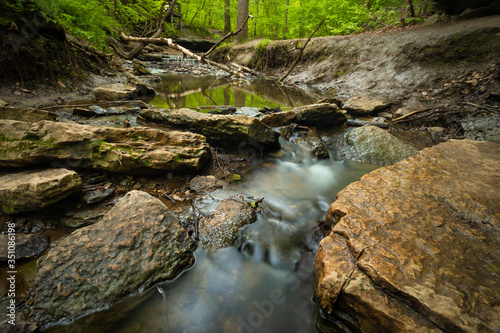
left=40, top=72, right=378, bottom=332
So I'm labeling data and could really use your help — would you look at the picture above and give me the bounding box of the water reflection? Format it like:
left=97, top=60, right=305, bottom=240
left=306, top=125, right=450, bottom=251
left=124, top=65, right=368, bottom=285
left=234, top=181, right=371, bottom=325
left=149, top=74, right=319, bottom=110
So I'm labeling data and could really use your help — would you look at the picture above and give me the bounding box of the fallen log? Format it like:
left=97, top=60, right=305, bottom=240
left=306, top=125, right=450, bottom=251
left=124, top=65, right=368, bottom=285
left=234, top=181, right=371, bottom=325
left=120, top=33, right=245, bottom=78
left=346, top=119, right=390, bottom=129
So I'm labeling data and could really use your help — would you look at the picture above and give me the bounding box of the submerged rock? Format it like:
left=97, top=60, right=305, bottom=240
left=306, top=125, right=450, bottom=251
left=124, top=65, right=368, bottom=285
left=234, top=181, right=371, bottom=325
left=0, top=119, right=211, bottom=174
left=140, top=108, right=280, bottom=150
left=0, top=168, right=82, bottom=214
left=32, top=190, right=196, bottom=327
left=341, top=124, right=418, bottom=166
left=315, top=139, right=500, bottom=333
left=199, top=198, right=256, bottom=250
left=0, top=233, right=49, bottom=261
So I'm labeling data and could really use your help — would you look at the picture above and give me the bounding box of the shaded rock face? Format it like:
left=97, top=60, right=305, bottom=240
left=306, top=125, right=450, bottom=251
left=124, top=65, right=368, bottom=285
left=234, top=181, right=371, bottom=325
left=93, top=83, right=155, bottom=101
left=0, top=168, right=82, bottom=214
left=140, top=108, right=280, bottom=151
left=341, top=124, right=419, bottom=166
left=199, top=199, right=256, bottom=250
left=260, top=103, right=346, bottom=129
left=0, top=120, right=211, bottom=174
left=461, top=113, right=500, bottom=144
left=314, top=140, right=500, bottom=333
left=33, top=190, right=196, bottom=327
left=0, top=233, right=49, bottom=261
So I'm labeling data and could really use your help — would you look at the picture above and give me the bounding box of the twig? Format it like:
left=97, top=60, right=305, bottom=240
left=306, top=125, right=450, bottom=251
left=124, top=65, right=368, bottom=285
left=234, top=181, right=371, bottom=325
left=278, top=19, right=325, bottom=83
left=464, top=102, right=500, bottom=113
left=40, top=100, right=148, bottom=110
left=392, top=108, right=433, bottom=123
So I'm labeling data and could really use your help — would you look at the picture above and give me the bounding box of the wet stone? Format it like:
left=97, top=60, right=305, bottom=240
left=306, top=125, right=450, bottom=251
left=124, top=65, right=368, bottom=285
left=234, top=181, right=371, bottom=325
left=0, top=233, right=49, bottom=261
left=189, top=175, right=223, bottom=193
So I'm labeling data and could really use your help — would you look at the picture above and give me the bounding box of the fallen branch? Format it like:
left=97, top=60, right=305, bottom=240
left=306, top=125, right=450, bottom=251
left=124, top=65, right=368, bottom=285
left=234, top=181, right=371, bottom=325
left=464, top=102, right=500, bottom=114
left=392, top=108, right=432, bottom=123
left=121, top=0, right=177, bottom=60
left=278, top=19, right=325, bottom=83
left=201, top=14, right=252, bottom=61
left=40, top=100, right=149, bottom=110
left=120, top=33, right=245, bottom=77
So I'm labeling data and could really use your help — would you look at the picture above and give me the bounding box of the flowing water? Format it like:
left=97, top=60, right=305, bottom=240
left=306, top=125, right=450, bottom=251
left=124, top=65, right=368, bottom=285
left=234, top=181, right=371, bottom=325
left=40, top=74, right=378, bottom=332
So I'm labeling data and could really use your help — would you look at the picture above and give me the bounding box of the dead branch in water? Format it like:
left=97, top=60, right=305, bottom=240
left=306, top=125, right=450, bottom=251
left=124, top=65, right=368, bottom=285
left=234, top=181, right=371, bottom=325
left=121, top=33, right=246, bottom=78
left=278, top=19, right=325, bottom=83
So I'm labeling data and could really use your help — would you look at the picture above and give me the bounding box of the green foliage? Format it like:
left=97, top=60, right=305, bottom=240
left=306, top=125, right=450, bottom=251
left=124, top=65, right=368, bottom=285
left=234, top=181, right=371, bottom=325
left=32, top=0, right=164, bottom=49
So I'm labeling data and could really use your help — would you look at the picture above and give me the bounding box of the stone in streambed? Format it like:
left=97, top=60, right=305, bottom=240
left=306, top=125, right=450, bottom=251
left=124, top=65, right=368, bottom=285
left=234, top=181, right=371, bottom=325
left=314, top=139, right=500, bottom=332
left=341, top=124, right=418, bottom=166
left=32, top=190, right=196, bottom=327
left=0, top=119, right=211, bottom=174
left=198, top=198, right=256, bottom=250
left=140, top=108, right=280, bottom=151
left=0, top=168, right=82, bottom=214
left=0, top=233, right=49, bottom=261
left=261, top=103, right=346, bottom=128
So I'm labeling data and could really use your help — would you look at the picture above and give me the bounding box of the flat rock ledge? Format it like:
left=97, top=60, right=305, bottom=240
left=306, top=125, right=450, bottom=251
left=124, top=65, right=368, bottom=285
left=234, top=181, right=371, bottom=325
left=260, top=103, right=347, bottom=128
left=140, top=108, right=280, bottom=151
left=0, top=119, right=211, bottom=174
left=314, top=139, right=500, bottom=333
left=0, top=168, right=82, bottom=214
left=32, top=190, right=196, bottom=327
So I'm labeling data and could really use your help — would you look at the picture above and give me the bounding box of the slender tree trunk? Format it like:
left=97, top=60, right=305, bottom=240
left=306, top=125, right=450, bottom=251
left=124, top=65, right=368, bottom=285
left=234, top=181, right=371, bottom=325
left=224, top=0, right=231, bottom=34
left=253, top=0, right=259, bottom=38
left=406, top=0, right=416, bottom=17
left=283, top=0, right=289, bottom=39
left=236, top=0, right=249, bottom=42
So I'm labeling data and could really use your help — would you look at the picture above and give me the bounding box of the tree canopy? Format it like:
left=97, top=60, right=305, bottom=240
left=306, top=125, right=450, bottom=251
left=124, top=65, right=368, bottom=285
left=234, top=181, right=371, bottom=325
left=3, top=0, right=479, bottom=50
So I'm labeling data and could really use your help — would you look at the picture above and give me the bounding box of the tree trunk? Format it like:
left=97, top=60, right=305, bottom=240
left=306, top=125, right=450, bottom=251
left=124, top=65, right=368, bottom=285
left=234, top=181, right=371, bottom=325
left=236, top=0, right=249, bottom=42
left=253, top=0, right=259, bottom=38
left=224, top=0, right=231, bottom=34
left=406, top=0, right=416, bottom=17
left=283, top=0, right=289, bottom=39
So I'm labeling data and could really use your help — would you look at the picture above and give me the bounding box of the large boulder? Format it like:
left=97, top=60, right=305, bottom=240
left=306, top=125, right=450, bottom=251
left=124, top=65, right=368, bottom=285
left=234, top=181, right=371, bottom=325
left=0, top=119, right=211, bottom=173
left=261, top=103, right=346, bottom=129
left=314, top=139, right=500, bottom=333
left=199, top=198, right=256, bottom=250
left=140, top=108, right=280, bottom=150
left=340, top=124, right=419, bottom=166
left=32, top=190, right=196, bottom=327
left=0, top=168, right=82, bottom=214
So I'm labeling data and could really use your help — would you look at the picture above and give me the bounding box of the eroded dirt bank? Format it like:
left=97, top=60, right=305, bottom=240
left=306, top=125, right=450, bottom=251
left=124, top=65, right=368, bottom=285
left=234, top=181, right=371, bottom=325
left=217, top=15, right=500, bottom=114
